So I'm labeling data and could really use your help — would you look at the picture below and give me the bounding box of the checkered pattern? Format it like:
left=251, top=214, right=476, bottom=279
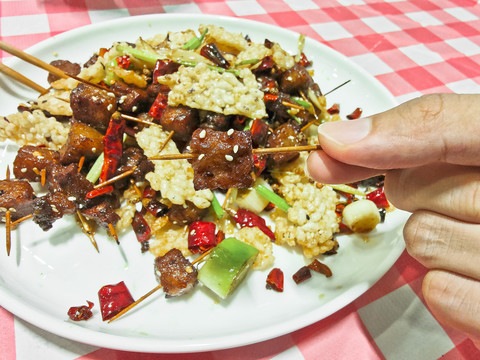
left=2, top=0, right=480, bottom=359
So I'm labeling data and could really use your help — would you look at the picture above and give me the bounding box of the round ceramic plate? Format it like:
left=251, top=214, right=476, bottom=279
left=0, top=14, right=409, bottom=353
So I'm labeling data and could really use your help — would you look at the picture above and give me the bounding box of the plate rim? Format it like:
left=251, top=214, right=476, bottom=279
left=0, top=13, right=404, bottom=353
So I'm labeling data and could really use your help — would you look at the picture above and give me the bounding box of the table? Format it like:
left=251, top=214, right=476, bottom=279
left=1, top=0, right=480, bottom=359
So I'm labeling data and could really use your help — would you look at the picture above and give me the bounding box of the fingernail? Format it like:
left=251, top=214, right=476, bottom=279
left=304, top=157, right=311, bottom=178
left=318, top=118, right=371, bottom=146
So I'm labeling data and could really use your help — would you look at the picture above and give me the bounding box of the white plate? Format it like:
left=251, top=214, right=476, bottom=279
left=0, top=14, right=409, bottom=353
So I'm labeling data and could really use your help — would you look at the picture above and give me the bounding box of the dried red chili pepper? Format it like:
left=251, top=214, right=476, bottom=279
left=233, top=208, right=275, bottom=241
left=297, top=52, right=311, bottom=67
left=250, top=118, right=269, bottom=147
left=98, top=281, right=134, bottom=321
left=85, top=185, right=114, bottom=199
left=67, top=300, right=94, bottom=321
left=347, top=107, right=362, bottom=120
left=254, top=56, right=275, bottom=73
left=200, top=43, right=230, bottom=69
left=263, top=93, right=279, bottom=103
left=152, top=59, right=180, bottom=82
left=327, top=103, right=340, bottom=115
left=145, top=199, right=168, bottom=218
left=148, top=92, right=168, bottom=120
left=216, top=229, right=225, bottom=244
left=132, top=210, right=151, bottom=243
left=100, top=113, right=125, bottom=183
left=308, top=259, right=332, bottom=278
left=266, top=268, right=284, bottom=292
left=188, top=221, right=217, bottom=254
left=366, top=187, right=389, bottom=208
left=142, top=185, right=156, bottom=199
left=292, top=266, right=311, bottom=284
left=116, top=55, right=131, bottom=69
left=253, top=154, right=267, bottom=177
left=98, top=48, right=109, bottom=57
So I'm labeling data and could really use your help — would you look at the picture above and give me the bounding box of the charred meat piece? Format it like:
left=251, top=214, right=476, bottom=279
left=189, top=128, right=254, bottom=190
left=279, top=64, right=313, bottom=94
left=13, top=145, right=60, bottom=182
left=168, top=200, right=208, bottom=225
left=160, top=105, right=199, bottom=143
left=116, top=147, right=154, bottom=184
left=266, top=121, right=307, bottom=164
left=110, top=81, right=150, bottom=113
left=48, top=60, right=81, bottom=84
left=48, top=163, right=94, bottom=201
left=199, top=110, right=230, bottom=131
left=257, top=75, right=279, bottom=95
left=59, top=121, right=104, bottom=165
left=70, top=83, right=117, bottom=131
left=154, top=248, right=198, bottom=297
left=0, top=179, right=35, bottom=221
left=81, top=199, right=120, bottom=229
left=32, top=191, right=77, bottom=231
left=265, top=92, right=294, bottom=123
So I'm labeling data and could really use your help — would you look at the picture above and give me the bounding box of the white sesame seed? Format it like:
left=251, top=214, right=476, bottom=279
left=91, top=96, right=98, bottom=101
left=107, top=104, right=113, bottom=111
left=68, top=196, right=76, bottom=201
left=190, top=230, right=196, bottom=236
left=135, top=202, right=143, bottom=212
left=198, top=154, right=205, bottom=160
left=233, top=145, right=239, bottom=153
left=108, top=92, right=115, bottom=97
left=21, top=168, right=27, bottom=173
left=227, top=129, right=234, bottom=136
left=132, top=106, right=138, bottom=112
left=225, top=155, right=233, bottom=161
left=91, top=147, right=96, bottom=152
left=199, top=129, right=206, bottom=139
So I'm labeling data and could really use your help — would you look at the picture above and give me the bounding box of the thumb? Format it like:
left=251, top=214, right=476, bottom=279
left=312, top=93, right=480, bottom=170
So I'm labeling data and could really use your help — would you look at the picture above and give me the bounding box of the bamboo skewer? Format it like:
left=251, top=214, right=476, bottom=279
left=108, top=248, right=213, bottom=323
left=0, top=40, right=117, bottom=95
left=76, top=210, right=99, bottom=253
left=0, top=62, right=48, bottom=94
left=149, top=144, right=322, bottom=161
left=5, top=210, right=12, bottom=256
left=94, top=166, right=137, bottom=189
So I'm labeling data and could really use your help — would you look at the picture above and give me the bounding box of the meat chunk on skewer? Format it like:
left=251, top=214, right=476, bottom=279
left=58, top=121, right=104, bottom=165
left=189, top=128, right=254, bottom=190
left=266, top=121, right=307, bottom=164
left=70, top=83, right=117, bottom=131
left=160, top=105, right=199, bottom=143
left=154, top=248, right=198, bottom=297
left=167, top=200, right=208, bottom=225
left=13, top=145, right=60, bottom=183
left=110, top=81, right=150, bottom=113
left=0, top=179, right=35, bottom=221
left=33, top=191, right=77, bottom=231
left=48, top=60, right=81, bottom=84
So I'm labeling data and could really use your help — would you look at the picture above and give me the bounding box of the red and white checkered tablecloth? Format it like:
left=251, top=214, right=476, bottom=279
left=1, top=0, right=480, bottom=359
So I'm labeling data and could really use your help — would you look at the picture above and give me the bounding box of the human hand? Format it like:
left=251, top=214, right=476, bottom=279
left=306, top=93, right=480, bottom=344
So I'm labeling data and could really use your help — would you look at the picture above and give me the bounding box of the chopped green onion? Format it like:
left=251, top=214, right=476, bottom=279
left=211, top=193, right=224, bottom=219
left=287, top=109, right=302, bottom=125
left=182, top=28, right=208, bottom=50
left=116, top=44, right=163, bottom=64
left=104, top=58, right=118, bottom=86
left=329, top=184, right=366, bottom=196
left=243, top=119, right=253, bottom=131
left=86, top=153, right=104, bottom=183
left=290, top=96, right=312, bottom=109
left=295, top=34, right=306, bottom=63
left=235, top=58, right=260, bottom=66
left=255, top=185, right=291, bottom=212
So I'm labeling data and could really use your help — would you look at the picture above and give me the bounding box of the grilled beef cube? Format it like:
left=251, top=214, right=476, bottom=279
left=0, top=180, right=35, bottom=221
left=257, top=75, right=279, bottom=95
left=167, top=200, right=208, bottom=225
left=160, top=105, right=199, bottom=142
left=279, top=63, right=313, bottom=94
left=48, top=60, right=81, bottom=84
left=13, top=145, right=60, bottom=182
left=266, top=121, right=307, bottom=164
left=265, top=92, right=293, bottom=123
left=115, top=147, right=154, bottom=186
left=199, top=110, right=230, bottom=131
left=81, top=199, right=120, bottom=229
left=33, top=191, right=77, bottom=231
left=59, top=121, right=104, bottom=165
left=154, top=248, right=198, bottom=297
left=189, top=128, right=254, bottom=190
left=110, top=81, right=150, bottom=113
left=48, top=163, right=94, bottom=202
left=70, top=83, right=117, bottom=131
